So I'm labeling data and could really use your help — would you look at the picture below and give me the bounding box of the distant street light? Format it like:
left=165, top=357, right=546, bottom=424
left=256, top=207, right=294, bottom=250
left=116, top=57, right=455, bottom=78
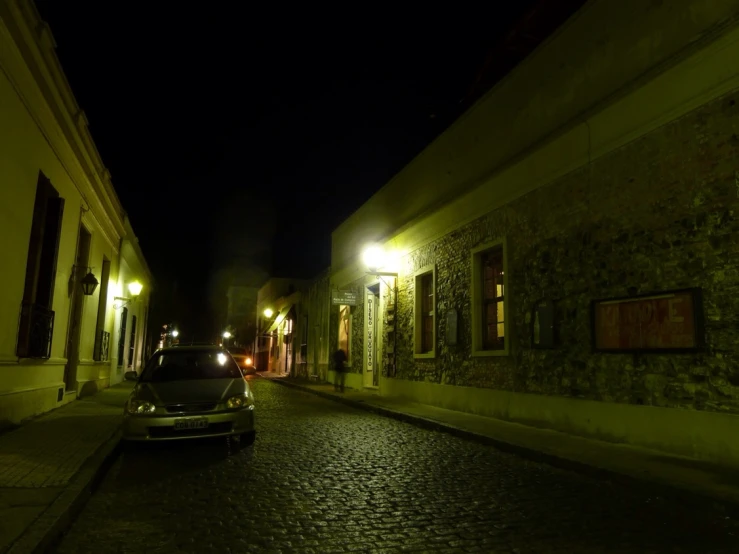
left=263, top=308, right=274, bottom=318
left=223, top=331, right=232, bottom=339
left=172, top=330, right=179, bottom=338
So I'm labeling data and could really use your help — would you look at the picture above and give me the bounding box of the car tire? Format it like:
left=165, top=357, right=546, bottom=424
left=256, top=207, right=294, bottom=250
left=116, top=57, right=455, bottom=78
left=240, top=431, right=256, bottom=447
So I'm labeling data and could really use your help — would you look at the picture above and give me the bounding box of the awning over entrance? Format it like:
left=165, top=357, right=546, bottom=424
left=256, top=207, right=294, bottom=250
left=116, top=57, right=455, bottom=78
left=265, top=304, right=294, bottom=334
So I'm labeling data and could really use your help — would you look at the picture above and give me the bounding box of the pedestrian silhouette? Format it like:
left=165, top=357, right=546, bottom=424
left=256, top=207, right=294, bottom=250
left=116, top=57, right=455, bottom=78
left=333, top=348, right=347, bottom=392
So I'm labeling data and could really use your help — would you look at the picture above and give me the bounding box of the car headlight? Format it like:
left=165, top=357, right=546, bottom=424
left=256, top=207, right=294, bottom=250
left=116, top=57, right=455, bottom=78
left=126, top=399, right=156, bottom=415
left=226, top=393, right=254, bottom=410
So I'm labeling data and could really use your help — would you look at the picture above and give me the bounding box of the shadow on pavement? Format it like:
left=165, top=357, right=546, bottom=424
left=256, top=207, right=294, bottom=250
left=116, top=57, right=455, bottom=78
left=648, top=454, right=739, bottom=488
left=114, top=437, right=250, bottom=486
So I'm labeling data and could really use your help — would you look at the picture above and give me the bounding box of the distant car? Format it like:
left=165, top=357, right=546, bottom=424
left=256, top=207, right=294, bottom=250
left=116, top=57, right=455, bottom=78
left=122, top=345, right=255, bottom=445
left=228, top=347, right=257, bottom=374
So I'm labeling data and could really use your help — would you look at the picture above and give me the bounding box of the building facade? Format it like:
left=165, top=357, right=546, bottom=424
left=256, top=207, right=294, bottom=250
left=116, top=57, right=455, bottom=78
left=0, top=0, right=151, bottom=427
left=330, top=0, right=739, bottom=466
left=254, top=278, right=307, bottom=374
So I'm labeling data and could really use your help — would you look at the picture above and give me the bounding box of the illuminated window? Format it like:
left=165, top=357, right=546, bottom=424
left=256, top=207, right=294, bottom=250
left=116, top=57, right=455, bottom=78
left=481, top=249, right=505, bottom=350
left=414, top=266, right=436, bottom=357
left=338, top=304, right=351, bottom=362
left=471, top=240, right=508, bottom=356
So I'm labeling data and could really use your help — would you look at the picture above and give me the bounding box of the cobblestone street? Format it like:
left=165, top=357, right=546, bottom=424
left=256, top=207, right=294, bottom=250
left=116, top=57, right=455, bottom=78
left=55, top=379, right=739, bottom=554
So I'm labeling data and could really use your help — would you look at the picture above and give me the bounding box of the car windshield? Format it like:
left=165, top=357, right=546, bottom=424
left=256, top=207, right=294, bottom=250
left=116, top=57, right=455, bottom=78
left=228, top=347, right=247, bottom=356
left=140, top=351, right=242, bottom=382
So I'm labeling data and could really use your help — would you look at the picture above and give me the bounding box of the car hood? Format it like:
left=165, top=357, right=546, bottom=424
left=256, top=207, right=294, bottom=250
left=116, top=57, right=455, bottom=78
left=134, top=379, right=245, bottom=405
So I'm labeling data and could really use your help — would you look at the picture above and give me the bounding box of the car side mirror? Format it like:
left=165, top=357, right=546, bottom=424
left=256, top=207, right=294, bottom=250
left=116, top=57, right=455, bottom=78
left=124, top=371, right=138, bottom=381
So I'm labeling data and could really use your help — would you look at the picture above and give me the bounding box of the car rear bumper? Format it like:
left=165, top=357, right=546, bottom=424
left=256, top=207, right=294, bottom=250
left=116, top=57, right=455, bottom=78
left=122, top=408, right=255, bottom=441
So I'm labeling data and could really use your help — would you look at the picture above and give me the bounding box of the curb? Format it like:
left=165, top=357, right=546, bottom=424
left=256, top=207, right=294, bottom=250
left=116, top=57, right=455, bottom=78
left=6, top=430, right=122, bottom=554
left=270, top=378, right=739, bottom=518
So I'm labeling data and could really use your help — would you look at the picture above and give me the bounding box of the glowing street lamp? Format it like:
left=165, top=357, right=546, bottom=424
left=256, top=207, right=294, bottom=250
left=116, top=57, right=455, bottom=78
left=114, top=280, right=144, bottom=309
left=172, top=330, right=179, bottom=338
left=362, top=245, right=385, bottom=272
left=263, top=308, right=274, bottom=318
left=128, top=281, right=143, bottom=297
left=223, top=331, right=232, bottom=339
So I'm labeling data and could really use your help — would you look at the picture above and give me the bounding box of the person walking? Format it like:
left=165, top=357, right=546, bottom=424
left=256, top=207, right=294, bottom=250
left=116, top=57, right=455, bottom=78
left=333, top=348, right=347, bottom=392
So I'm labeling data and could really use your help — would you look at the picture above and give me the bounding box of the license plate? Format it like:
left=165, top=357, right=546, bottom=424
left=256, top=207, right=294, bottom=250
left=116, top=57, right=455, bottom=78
left=174, top=418, right=208, bottom=430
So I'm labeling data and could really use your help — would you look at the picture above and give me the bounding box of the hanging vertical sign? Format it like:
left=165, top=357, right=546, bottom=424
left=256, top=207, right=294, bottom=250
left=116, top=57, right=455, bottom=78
left=366, top=293, right=374, bottom=374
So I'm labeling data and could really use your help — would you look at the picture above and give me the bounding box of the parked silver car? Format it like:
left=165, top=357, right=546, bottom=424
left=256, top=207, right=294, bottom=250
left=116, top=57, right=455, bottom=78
left=122, top=345, right=255, bottom=444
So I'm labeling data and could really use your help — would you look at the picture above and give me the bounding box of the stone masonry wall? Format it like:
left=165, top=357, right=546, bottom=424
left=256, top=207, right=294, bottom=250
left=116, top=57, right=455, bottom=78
left=393, top=89, right=739, bottom=414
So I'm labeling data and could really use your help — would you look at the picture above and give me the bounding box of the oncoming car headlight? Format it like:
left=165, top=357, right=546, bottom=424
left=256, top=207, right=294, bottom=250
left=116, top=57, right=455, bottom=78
left=127, top=399, right=156, bottom=415
left=226, top=393, right=254, bottom=410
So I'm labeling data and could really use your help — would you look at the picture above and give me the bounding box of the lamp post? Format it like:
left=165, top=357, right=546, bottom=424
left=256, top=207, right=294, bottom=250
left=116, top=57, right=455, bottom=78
left=222, top=331, right=232, bottom=347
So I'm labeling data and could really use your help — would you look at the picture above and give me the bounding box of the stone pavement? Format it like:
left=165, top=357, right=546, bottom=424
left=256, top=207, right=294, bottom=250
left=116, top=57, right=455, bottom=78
left=55, top=376, right=739, bottom=553
left=264, top=372, right=739, bottom=513
left=0, top=381, right=133, bottom=554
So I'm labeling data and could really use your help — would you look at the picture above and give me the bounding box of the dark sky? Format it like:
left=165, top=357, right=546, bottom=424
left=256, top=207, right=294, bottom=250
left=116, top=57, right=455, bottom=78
left=34, top=1, right=540, bottom=338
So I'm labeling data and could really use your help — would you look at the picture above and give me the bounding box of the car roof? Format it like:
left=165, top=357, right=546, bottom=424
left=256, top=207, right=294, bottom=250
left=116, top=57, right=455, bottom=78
left=158, top=345, right=224, bottom=353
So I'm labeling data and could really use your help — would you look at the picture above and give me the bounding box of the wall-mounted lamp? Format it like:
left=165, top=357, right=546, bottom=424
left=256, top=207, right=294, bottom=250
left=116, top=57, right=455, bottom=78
left=80, top=270, right=99, bottom=296
left=114, top=280, right=144, bottom=309
left=69, top=265, right=99, bottom=297
left=361, top=245, right=398, bottom=291
left=128, top=281, right=143, bottom=296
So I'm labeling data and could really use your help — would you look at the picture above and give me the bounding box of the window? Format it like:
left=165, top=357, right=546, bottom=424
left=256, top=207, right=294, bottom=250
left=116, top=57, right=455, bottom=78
left=414, top=266, right=436, bottom=357
left=482, top=250, right=505, bottom=349
left=471, top=240, right=508, bottom=356
left=17, top=173, right=65, bottom=359
left=338, top=304, right=351, bottom=362
left=140, top=350, right=241, bottom=382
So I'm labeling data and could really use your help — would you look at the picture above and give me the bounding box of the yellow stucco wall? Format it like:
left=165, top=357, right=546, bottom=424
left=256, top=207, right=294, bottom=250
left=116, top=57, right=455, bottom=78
left=0, top=3, right=151, bottom=424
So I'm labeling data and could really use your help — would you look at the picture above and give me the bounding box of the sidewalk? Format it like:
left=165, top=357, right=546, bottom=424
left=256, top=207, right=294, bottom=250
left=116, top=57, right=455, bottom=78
left=0, top=381, right=133, bottom=554
left=263, top=372, right=739, bottom=515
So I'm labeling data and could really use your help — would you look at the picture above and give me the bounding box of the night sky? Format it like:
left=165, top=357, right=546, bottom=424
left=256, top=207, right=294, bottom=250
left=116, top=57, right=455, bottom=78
left=34, top=1, right=540, bottom=338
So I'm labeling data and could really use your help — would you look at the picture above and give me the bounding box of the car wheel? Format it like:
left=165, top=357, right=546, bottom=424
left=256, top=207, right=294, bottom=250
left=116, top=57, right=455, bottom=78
left=240, top=431, right=256, bottom=447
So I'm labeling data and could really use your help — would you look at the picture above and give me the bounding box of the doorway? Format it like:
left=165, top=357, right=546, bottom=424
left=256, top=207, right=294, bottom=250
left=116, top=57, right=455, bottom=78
left=64, top=225, right=91, bottom=392
left=364, top=283, right=380, bottom=388
left=117, top=307, right=128, bottom=370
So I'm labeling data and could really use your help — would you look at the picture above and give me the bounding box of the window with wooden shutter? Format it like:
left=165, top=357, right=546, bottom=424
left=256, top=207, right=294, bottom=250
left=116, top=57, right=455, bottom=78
left=16, top=173, right=64, bottom=359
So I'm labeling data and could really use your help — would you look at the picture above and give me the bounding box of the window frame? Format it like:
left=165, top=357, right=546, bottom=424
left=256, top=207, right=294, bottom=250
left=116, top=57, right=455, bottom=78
left=470, top=238, right=509, bottom=357
left=413, top=264, right=436, bottom=359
